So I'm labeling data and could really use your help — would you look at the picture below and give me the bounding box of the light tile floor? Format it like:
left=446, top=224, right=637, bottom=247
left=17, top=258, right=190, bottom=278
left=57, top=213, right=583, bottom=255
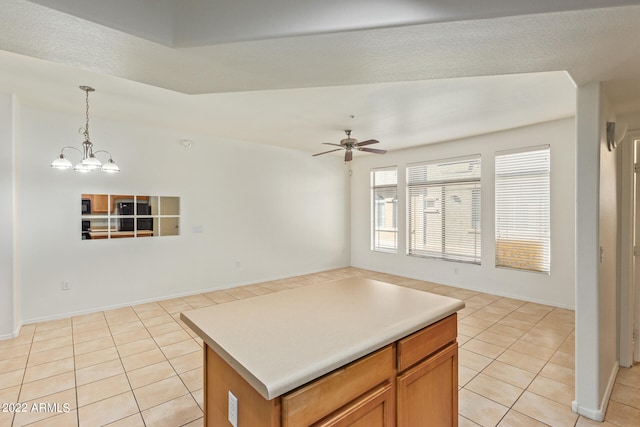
left=0, top=268, right=639, bottom=426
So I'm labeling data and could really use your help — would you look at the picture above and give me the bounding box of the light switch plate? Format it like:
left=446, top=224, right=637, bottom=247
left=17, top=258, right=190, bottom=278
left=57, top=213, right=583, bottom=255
left=228, top=390, right=238, bottom=427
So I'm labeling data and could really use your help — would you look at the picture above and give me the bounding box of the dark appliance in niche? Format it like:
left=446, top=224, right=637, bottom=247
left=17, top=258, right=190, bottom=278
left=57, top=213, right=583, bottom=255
left=117, top=202, right=153, bottom=233
left=82, top=220, right=91, bottom=240
left=81, top=198, right=91, bottom=214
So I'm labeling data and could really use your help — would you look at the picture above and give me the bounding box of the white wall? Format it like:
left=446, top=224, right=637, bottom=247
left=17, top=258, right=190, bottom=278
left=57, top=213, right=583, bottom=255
left=617, top=128, right=640, bottom=368
left=350, top=118, right=576, bottom=308
left=0, top=93, right=16, bottom=338
left=18, top=104, right=350, bottom=323
left=573, top=82, right=619, bottom=421
left=574, top=83, right=601, bottom=418
left=598, top=88, right=619, bottom=415
left=12, top=95, right=21, bottom=336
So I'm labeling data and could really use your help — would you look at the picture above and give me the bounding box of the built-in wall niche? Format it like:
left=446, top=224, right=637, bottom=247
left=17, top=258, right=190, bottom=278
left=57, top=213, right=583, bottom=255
left=81, top=194, right=180, bottom=240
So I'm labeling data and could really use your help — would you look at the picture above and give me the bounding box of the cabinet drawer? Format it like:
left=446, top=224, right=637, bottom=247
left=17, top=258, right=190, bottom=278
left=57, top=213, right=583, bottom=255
left=397, top=314, right=457, bottom=372
left=312, top=381, right=395, bottom=427
left=282, top=345, right=395, bottom=427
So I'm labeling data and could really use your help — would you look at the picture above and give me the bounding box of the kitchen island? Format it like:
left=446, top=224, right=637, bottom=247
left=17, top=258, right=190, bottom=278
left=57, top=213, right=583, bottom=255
left=181, top=277, right=465, bottom=426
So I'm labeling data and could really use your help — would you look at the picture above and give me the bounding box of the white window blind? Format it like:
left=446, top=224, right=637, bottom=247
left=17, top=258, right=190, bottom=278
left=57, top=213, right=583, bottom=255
left=495, top=146, right=550, bottom=273
left=407, top=156, right=481, bottom=263
left=371, top=168, right=398, bottom=253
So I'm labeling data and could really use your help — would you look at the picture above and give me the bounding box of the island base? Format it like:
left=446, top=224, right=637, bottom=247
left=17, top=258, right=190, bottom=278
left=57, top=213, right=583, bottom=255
left=203, top=314, right=458, bottom=427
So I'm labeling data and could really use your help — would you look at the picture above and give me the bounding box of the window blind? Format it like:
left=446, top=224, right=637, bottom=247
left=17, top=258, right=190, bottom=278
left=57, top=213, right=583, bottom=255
left=407, top=156, right=481, bottom=263
left=371, top=168, right=398, bottom=253
left=495, top=146, right=550, bottom=273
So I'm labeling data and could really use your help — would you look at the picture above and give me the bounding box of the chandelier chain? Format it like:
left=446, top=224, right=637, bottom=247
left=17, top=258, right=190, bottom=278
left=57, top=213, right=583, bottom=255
left=84, top=88, right=90, bottom=141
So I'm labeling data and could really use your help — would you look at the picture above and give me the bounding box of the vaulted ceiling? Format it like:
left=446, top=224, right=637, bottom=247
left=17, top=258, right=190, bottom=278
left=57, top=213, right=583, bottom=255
left=0, top=0, right=638, bottom=153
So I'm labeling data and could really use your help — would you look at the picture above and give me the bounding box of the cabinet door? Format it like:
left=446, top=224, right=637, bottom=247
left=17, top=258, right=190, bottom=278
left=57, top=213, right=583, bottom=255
left=313, top=382, right=395, bottom=427
left=396, top=343, right=458, bottom=427
left=91, top=194, right=110, bottom=213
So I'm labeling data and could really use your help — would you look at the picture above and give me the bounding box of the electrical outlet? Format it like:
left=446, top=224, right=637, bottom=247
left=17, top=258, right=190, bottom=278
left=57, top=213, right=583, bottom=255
left=62, top=281, right=71, bottom=291
left=228, top=391, right=238, bottom=427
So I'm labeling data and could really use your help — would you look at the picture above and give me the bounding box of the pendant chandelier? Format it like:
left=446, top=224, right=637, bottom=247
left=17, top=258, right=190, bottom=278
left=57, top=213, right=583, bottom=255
left=50, top=86, right=120, bottom=173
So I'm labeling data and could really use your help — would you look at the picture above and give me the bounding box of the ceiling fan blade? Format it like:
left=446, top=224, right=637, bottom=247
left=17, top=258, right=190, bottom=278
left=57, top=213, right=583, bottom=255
left=313, top=148, right=342, bottom=156
left=345, top=150, right=353, bottom=162
left=355, top=139, right=379, bottom=147
left=359, top=148, right=387, bottom=154
left=322, top=143, right=343, bottom=147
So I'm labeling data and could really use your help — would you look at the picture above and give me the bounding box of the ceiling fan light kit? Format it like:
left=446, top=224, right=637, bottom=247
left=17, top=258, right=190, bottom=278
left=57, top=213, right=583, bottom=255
left=313, top=130, right=387, bottom=162
left=50, top=85, right=120, bottom=173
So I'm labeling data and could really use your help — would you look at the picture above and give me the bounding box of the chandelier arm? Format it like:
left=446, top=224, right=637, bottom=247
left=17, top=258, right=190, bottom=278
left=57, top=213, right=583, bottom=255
left=92, top=150, right=114, bottom=160
left=60, top=146, right=83, bottom=156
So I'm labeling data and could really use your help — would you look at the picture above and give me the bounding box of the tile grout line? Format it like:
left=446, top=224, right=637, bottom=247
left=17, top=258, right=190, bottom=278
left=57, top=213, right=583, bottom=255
left=149, top=301, right=198, bottom=421
left=70, top=316, right=80, bottom=427
left=103, top=309, right=147, bottom=427
left=170, top=298, right=212, bottom=417
left=68, top=306, right=200, bottom=425
left=460, top=299, right=528, bottom=384
left=131, top=299, right=201, bottom=424
left=12, top=326, right=35, bottom=427
left=461, top=304, right=575, bottom=426
left=19, top=321, right=78, bottom=427
left=460, top=300, right=530, bottom=425
left=8, top=269, right=597, bottom=427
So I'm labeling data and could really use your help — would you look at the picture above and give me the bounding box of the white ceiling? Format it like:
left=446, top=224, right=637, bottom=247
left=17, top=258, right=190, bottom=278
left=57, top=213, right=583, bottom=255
left=0, top=0, right=639, bottom=155
left=24, top=0, right=640, bottom=48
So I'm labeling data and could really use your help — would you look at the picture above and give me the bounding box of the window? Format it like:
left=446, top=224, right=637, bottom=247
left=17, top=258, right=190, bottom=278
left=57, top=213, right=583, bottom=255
left=407, top=156, right=481, bottom=263
left=495, top=146, right=550, bottom=273
left=81, top=194, right=180, bottom=240
left=371, top=168, right=398, bottom=253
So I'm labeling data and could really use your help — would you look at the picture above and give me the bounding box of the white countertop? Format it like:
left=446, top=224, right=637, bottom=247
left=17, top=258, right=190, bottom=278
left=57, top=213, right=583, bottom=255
left=180, top=277, right=465, bottom=400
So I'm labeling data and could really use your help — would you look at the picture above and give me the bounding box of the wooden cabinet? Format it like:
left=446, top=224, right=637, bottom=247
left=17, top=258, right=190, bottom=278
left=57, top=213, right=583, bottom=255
left=203, top=314, right=458, bottom=427
left=82, top=194, right=110, bottom=213
left=91, top=194, right=110, bottom=213
left=396, top=314, right=457, bottom=372
left=397, top=343, right=458, bottom=427
left=396, top=314, right=458, bottom=427
left=82, top=194, right=150, bottom=214
left=313, top=382, right=395, bottom=427
left=282, top=346, right=394, bottom=427
left=205, top=347, right=281, bottom=427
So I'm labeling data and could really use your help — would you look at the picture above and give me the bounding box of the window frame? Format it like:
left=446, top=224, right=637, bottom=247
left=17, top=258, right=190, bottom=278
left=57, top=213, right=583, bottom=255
left=406, top=155, right=482, bottom=264
left=370, top=167, right=398, bottom=253
left=495, top=145, right=550, bottom=273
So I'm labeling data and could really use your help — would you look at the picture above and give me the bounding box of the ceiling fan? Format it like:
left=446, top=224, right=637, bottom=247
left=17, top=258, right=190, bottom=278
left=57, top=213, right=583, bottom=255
left=312, top=130, right=387, bottom=162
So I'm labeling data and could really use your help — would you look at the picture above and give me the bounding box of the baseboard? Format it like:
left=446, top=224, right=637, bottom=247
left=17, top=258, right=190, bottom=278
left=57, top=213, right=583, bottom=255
left=572, top=361, right=619, bottom=422
left=352, top=264, right=575, bottom=309
left=21, top=264, right=351, bottom=325
left=13, top=321, right=22, bottom=338
left=601, top=362, right=620, bottom=418
left=573, top=401, right=604, bottom=422
left=0, top=321, right=23, bottom=341
left=0, top=332, right=14, bottom=341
